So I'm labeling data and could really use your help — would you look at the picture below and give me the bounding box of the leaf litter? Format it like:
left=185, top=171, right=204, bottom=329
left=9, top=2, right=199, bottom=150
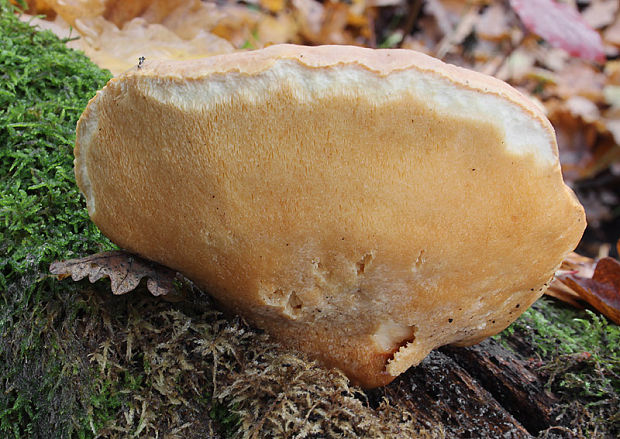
left=552, top=248, right=620, bottom=324
left=561, top=257, right=620, bottom=324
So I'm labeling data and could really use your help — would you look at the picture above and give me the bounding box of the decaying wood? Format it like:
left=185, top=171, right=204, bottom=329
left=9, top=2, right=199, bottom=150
left=369, top=339, right=559, bottom=438
left=442, top=339, right=558, bottom=434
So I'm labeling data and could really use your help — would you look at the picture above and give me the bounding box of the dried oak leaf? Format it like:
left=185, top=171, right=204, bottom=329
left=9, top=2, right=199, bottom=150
left=50, top=250, right=176, bottom=296
left=509, top=0, right=605, bottom=63
left=558, top=257, right=620, bottom=324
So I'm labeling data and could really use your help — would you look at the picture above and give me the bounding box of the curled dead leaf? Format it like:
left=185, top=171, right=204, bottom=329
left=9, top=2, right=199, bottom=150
left=555, top=256, right=620, bottom=324
left=50, top=250, right=178, bottom=297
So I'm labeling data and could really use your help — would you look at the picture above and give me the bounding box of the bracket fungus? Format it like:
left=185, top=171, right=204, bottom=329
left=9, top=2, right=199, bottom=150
left=75, top=44, right=585, bottom=388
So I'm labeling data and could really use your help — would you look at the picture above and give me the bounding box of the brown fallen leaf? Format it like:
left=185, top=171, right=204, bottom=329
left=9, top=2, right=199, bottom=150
left=547, top=252, right=596, bottom=308
left=557, top=257, right=620, bottom=324
left=545, top=281, right=584, bottom=309
left=50, top=250, right=177, bottom=296
left=555, top=251, right=597, bottom=278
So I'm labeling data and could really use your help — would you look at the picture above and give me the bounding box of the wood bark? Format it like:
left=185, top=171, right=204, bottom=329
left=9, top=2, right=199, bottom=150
left=369, top=338, right=559, bottom=438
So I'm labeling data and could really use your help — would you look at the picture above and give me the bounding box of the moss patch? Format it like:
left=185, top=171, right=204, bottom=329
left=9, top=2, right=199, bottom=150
left=0, top=0, right=113, bottom=436
left=496, top=298, right=619, bottom=437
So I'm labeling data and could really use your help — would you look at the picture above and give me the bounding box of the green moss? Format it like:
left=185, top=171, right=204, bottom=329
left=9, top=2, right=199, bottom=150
left=209, top=401, right=241, bottom=438
left=496, top=298, right=619, bottom=437
left=504, top=300, right=619, bottom=359
left=0, top=1, right=114, bottom=436
left=0, top=1, right=113, bottom=281
left=88, top=378, right=123, bottom=432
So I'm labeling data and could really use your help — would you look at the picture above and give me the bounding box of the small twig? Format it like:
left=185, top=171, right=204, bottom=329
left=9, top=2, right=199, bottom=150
left=435, top=2, right=479, bottom=60
left=483, top=31, right=526, bottom=78
left=398, top=0, right=424, bottom=48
